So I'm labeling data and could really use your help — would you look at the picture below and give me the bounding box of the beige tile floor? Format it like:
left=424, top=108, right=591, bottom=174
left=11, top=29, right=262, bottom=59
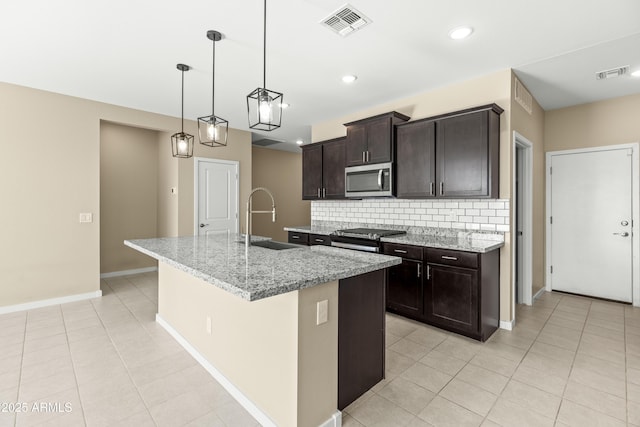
left=1, top=272, right=639, bottom=426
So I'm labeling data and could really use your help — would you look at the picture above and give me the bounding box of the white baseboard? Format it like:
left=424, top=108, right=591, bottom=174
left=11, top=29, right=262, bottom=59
left=533, top=287, right=546, bottom=301
left=319, top=411, right=342, bottom=427
left=156, top=314, right=278, bottom=427
left=0, top=290, right=103, bottom=315
left=100, top=266, right=157, bottom=279
left=499, top=320, right=514, bottom=331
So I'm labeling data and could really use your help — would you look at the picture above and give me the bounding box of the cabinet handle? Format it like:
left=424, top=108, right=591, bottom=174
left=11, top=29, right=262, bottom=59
left=394, top=249, right=408, bottom=254
left=441, top=255, right=458, bottom=261
left=426, top=265, right=430, bottom=280
left=430, top=182, right=434, bottom=196
left=317, top=188, right=321, bottom=198
left=417, top=263, right=421, bottom=278
left=362, top=151, right=366, bottom=163
left=322, top=188, right=326, bottom=198
left=315, top=238, right=324, bottom=242
left=291, top=235, right=300, bottom=239
left=367, top=151, right=370, bottom=162
left=440, top=182, right=444, bottom=196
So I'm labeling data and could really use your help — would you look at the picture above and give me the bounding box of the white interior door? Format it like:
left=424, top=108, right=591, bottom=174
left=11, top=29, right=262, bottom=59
left=549, top=148, right=632, bottom=302
left=196, top=158, right=238, bottom=237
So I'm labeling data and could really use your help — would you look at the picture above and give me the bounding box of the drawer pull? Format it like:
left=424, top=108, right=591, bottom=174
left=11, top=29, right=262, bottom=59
left=314, top=238, right=324, bottom=243
left=417, top=263, right=421, bottom=278
left=394, top=249, right=408, bottom=254
left=441, top=255, right=458, bottom=261
left=426, top=265, right=431, bottom=280
left=291, top=236, right=300, bottom=239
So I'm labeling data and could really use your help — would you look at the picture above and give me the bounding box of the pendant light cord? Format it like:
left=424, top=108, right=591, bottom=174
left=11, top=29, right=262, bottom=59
left=212, top=36, right=216, bottom=116
left=263, top=0, right=266, bottom=89
left=180, top=68, right=185, bottom=133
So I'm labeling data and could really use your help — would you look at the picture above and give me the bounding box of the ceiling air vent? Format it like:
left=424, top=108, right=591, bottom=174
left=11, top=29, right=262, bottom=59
left=596, top=65, right=630, bottom=80
left=514, top=78, right=533, bottom=115
left=321, top=4, right=371, bottom=37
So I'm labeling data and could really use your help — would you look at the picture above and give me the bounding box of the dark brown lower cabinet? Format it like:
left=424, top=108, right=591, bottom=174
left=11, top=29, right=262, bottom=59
left=338, top=269, right=386, bottom=410
left=383, top=243, right=424, bottom=320
left=425, top=248, right=500, bottom=341
left=309, top=234, right=331, bottom=246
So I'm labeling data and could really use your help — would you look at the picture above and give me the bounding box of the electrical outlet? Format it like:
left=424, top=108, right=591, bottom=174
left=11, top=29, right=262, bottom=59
left=316, top=300, right=328, bottom=325
left=79, top=213, right=93, bottom=223
left=206, top=316, right=212, bottom=334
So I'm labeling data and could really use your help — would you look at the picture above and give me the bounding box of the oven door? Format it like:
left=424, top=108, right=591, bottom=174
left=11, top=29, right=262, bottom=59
left=330, top=235, right=380, bottom=253
left=345, top=162, right=393, bottom=198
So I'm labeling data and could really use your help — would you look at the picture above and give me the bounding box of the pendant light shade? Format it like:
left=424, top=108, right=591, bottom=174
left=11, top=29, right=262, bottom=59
left=247, top=0, right=283, bottom=131
left=198, top=30, right=229, bottom=147
left=171, top=64, right=194, bottom=158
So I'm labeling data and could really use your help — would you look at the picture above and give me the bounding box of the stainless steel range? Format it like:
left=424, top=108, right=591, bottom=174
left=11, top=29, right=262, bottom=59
left=330, top=228, right=406, bottom=253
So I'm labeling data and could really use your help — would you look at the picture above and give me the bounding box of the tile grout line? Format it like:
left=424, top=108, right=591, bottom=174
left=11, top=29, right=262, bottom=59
left=13, top=311, right=27, bottom=427
left=60, top=302, right=89, bottom=427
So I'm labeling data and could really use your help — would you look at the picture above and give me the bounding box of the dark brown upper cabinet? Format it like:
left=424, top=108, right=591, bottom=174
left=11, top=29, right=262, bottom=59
left=344, top=112, right=410, bottom=167
left=395, top=104, right=503, bottom=199
left=301, top=137, right=346, bottom=200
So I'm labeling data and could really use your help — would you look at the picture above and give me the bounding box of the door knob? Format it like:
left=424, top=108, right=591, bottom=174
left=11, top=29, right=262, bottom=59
left=621, top=220, right=629, bottom=226
left=200, top=223, right=206, bottom=228
left=613, top=232, right=629, bottom=237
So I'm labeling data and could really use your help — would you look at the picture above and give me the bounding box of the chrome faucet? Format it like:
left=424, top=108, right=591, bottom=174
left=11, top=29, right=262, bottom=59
left=245, top=187, right=277, bottom=250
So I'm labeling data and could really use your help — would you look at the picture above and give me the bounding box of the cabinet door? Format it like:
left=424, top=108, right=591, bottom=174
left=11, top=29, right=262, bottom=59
left=436, top=110, right=489, bottom=198
left=322, top=138, right=346, bottom=198
left=425, top=264, right=478, bottom=336
left=396, top=121, right=436, bottom=198
left=366, top=117, right=392, bottom=164
left=387, top=259, right=424, bottom=319
left=345, top=124, right=367, bottom=166
left=302, top=144, right=322, bottom=199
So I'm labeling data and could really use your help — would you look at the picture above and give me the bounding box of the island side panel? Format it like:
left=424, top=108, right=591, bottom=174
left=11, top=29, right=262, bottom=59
left=157, top=262, right=299, bottom=427
left=297, top=280, right=339, bottom=427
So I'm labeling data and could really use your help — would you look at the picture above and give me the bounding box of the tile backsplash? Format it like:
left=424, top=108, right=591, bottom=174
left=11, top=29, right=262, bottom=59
left=311, top=199, right=510, bottom=232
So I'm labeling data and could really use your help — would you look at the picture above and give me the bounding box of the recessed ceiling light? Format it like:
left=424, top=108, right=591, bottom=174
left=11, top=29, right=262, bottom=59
left=342, top=75, right=357, bottom=84
left=632, top=70, right=640, bottom=77
left=449, top=26, right=473, bottom=40
left=295, top=139, right=304, bottom=145
left=280, top=103, right=290, bottom=109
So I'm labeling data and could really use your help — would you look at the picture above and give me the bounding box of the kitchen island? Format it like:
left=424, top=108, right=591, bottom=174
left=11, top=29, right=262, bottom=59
left=125, top=234, right=401, bottom=427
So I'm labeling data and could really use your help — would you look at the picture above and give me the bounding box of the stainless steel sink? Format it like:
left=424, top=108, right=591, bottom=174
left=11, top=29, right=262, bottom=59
left=250, top=240, right=302, bottom=251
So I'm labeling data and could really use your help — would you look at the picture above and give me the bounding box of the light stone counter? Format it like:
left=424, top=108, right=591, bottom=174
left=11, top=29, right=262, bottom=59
left=283, top=224, right=335, bottom=236
left=125, top=233, right=401, bottom=301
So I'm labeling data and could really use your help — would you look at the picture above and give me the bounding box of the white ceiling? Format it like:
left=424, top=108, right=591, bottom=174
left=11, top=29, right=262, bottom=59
left=2, top=0, right=639, bottom=152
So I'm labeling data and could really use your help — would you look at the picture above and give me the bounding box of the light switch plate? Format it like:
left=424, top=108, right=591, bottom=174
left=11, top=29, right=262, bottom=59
left=316, top=300, right=328, bottom=325
left=79, top=213, right=93, bottom=223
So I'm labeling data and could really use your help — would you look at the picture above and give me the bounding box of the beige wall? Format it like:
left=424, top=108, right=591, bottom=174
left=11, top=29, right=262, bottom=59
left=157, top=130, right=179, bottom=238
left=545, top=93, right=640, bottom=151
left=312, top=69, right=515, bottom=322
left=158, top=262, right=338, bottom=427
left=251, top=147, right=310, bottom=242
left=510, top=73, right=546, bottom=296
left=100, top=122, right=159, bottom=273
left=0, top=82, right=251, bottom=308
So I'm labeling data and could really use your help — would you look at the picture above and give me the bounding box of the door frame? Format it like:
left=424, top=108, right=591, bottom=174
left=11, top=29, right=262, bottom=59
left=193, top=157, right=240, bottom=236
left=545, top=143, right=640, bottom=307
left=512, top=132, right=533, bottom=318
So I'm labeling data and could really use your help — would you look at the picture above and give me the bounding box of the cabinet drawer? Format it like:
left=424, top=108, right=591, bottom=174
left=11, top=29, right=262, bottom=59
left=426, top=248, right=477, bottom=269
left=382, top=243, right=423, bottom=261
left=310, top=234, right=331, bottom=246
left=287, top=231, right=309, bottom=245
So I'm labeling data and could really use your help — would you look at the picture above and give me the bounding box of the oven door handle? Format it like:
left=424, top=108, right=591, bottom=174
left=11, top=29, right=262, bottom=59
left=331, top=241, right=380, bottom=253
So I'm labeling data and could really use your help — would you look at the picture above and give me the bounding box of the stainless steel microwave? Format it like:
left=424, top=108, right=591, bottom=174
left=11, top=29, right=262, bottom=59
left=345, top=162, right=393, bottom=198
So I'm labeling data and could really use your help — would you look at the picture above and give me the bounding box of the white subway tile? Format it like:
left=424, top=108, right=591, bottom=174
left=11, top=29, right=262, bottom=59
left=415, top=220, right=427, bottom=227
left=489, top=202, right=505, bottom=210
left=466, top=209, right=480, bottom=216
left=473, top=216, right=488, bottom=223
left=496, top=210, right=509, bottom=217
left=410, top=214, right=421, bottom=221
left=445, top=202, right=459, bottom=209
left=421, top=215, right=433, bottom=221
left=466, top=223, right=480, bottom=230
left=427, top=221, right=439, bottom=227
left=480, top=224, right=497, bottom=231
left=489, top=217, right=505, bottom=225
left=473, top=202, right=489, bottom=209
left=458, top=216, right=472, bottom=222
left=404, top=208, right=415, bottom=214
left=427, top=209, right=439, bottom=215
left=496, top=224, right=510, bottom=232
left=452, top=223, right=466, bottom=230
left=415, top=208, right=427, bottom=215
left=432, top=215, right=445, bottom=221
left=480, top=209, right=496, bottom=217
left=459, top=202, right=473, bottom=209
left=438, top=222, right=452, bottom=229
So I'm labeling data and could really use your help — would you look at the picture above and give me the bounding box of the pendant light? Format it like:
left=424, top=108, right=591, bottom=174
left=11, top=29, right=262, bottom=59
left=198, top=30, right=228, bottom=147
left=171, top=64, right=194, bottom=158
left=246, top=0, right=283, bottom=131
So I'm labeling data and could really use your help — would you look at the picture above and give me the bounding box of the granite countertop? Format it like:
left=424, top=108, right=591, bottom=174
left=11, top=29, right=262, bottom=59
left=380, top=234, right=504, bottom=253
left=125, top=234, right=401, bottom=302
left=283, top=224, right=504, bottom=253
